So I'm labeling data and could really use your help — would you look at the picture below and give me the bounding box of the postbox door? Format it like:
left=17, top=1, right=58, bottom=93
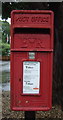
left=11, top=51, right=53, bottom=111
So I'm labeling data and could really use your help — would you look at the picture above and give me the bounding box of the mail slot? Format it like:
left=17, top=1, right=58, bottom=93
left=10, top=10, right=54, bottom=111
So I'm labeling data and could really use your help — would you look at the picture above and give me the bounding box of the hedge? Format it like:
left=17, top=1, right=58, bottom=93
left=0, top=42, right=10, bottom=56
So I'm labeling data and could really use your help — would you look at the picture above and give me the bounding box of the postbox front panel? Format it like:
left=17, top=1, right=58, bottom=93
left=11, top=52, right=53, bottom=111
left=11, top=10, right=54, bottom=111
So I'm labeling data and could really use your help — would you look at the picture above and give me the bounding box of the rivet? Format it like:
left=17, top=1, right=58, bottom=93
left=26, top=101, right=29, bottom=103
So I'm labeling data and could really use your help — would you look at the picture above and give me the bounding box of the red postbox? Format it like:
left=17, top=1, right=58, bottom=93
left=10, top=10, right=54, bottom=111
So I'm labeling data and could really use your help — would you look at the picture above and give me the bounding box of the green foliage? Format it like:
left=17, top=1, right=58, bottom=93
left=2, top=33, right=7, bottom=43
left=0, top=20, right=10, bottom=43
left=2, top=20, right=10, bottom=35
left=0, top=42, right=10, bottom=56
left=0, top=20, right=2, bottom=41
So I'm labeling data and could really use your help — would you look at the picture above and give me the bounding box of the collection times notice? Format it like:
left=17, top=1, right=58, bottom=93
left=23, top=61, right=40, bottom=94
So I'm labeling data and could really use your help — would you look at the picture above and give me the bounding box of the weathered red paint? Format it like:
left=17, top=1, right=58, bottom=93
left=10, top=10, right=54, bottom=111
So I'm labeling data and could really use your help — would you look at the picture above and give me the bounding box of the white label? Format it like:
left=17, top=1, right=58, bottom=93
left=23, top=61, right=40, bottom=94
